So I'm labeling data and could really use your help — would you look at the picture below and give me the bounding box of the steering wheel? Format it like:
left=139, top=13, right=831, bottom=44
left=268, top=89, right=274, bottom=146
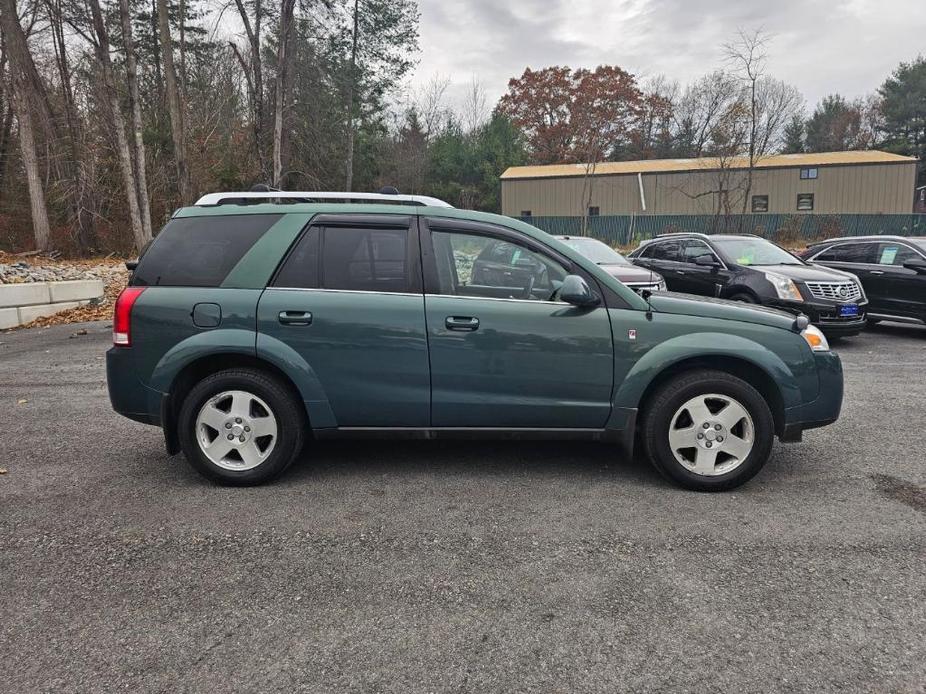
left=520, top=274, right=535, bottom=299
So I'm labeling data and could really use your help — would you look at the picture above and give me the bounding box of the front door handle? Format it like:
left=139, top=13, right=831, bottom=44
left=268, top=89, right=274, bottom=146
left=870, top=270, right=884, bottom=275
left=279, top=310, right=313, bottom=326
left=445, top=316, right=479, bottom=332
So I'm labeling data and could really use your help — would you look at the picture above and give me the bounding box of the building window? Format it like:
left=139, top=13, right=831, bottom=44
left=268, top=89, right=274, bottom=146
left=800, top=167, right=818, bottom=180
left=520, top=210, right=532, bottom=218
left=751, top=195, right=769, bottom=213
left=588, top=206, right=600, bottom=216
left=797, top=193, right=814, bottom=211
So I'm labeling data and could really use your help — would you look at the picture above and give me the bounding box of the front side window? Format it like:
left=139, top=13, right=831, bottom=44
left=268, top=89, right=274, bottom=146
left=797, top=193, right=814, bottom=211
left=321, top=227, right=409, bottom=292
left=650, top=241, right=681, bottom=262
left=680, top=240, right=717, bottom=263
left=431, top=230, right=567, bottom=301
left=132, top=214, right=282, bottom=287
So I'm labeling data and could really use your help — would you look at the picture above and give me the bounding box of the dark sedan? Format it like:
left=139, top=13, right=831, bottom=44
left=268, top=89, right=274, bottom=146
left=800, top=235, right=926, bottom=326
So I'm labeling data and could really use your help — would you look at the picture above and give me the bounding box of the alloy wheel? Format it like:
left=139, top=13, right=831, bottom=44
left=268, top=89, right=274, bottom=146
left=668, top=393, right=755, bottom=476
left=195, top=390, right=278, bottom=470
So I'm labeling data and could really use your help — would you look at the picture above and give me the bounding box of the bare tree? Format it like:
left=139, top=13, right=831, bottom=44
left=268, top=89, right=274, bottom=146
left=231, top=0, right=266, bottom=178
left=416, top=74, right=451, bottom=139
left=158, top=0, right=193, bottom=204
left=343, top=0, right=360, bottom=191
left=273, top=0, right=296, bottom=187
left=86, top=0, right=150, bottom=250
left=119, top=0, right=152, bottom=239
left=0, top=0, right=50, bottom=249
left=462, top=75, right=487, bottom=134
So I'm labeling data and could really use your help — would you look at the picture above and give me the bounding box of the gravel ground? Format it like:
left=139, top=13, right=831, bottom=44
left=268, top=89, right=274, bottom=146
left=1, top=320, right=924, bottom=693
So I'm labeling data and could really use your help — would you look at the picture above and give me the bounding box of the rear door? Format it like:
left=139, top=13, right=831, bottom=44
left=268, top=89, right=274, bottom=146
left=257, top=214, right=430, bottom=427
left=636, top=240, right=686, bottom=290
left=420, top=218, right=614, bottom=428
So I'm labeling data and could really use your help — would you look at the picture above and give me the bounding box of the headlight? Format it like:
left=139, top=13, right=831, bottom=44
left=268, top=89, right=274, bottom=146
left=801, top=324, right=830, bottom=352
left=764, top=271, right=802, bottom=301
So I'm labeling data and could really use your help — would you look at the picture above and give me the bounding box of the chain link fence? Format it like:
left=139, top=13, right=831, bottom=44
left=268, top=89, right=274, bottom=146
left=515, top=214, right=926, bottom=248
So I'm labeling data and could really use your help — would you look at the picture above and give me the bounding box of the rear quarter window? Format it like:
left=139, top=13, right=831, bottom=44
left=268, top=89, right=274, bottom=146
left=132, top=214, right=282, bottom=287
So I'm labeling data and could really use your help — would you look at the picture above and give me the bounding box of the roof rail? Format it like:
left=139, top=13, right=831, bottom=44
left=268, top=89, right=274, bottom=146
left=806, top=234, right=917, bottom=246
left=194, top=191, right=453, bottom=208
left=654, top=231, right=764, bottom=240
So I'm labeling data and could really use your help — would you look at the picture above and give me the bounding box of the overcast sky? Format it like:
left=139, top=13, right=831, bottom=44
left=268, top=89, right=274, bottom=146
left=408, top=0, right=924, bottom=115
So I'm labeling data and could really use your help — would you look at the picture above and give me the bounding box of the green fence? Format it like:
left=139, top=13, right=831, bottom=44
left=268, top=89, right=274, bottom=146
left=515, top=214, right=926, bottom=248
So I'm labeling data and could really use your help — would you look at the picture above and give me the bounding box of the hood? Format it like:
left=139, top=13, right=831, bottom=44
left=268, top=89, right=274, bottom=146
left=598, top=263, right=663, bottom=284
left=747, top=263, right=857, bottom=282
left=647, top=292, right=797, bottom=331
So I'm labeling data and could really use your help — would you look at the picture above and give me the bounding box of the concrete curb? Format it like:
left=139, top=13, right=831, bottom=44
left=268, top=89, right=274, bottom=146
left=0, top=279, right=104, bottom=329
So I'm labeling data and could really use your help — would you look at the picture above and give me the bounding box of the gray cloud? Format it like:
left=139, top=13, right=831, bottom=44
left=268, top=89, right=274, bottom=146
left=410, top=0, right=922, bottom=113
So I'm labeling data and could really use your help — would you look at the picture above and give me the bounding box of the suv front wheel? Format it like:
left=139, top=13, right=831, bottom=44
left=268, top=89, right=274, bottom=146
left=641, top=370, right=774, bottom=492
left=177, top=368, right=306, bottom=485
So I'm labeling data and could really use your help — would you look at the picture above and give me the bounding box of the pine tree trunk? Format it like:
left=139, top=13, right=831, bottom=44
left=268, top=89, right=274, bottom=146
left=120, top=0, right=152, bottom=238
left=157, top=0, right=192, bottom=204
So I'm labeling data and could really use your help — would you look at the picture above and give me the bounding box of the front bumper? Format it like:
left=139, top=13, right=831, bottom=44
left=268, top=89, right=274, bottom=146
left=781, top=350, right=843, bottom=440
left=768, top=298, right=868, bottom=336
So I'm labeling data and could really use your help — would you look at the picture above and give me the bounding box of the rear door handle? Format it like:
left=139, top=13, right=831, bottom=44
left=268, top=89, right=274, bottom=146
left=278, top=310, right=313, bottom=326
left=870, top=270, right=884, bottom=275
left=445, top=316, right=479, bottom=332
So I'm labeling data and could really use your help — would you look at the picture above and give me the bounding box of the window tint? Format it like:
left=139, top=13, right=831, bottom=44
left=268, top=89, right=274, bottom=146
left=321, top=227, right=409, bottom=292
left=273, top=227, right=319, bottom=288
left=814, top=242, right=877, bottom=264
left=651, top=241, right=681, bottom=262
left=875, top=243, right=921, bottom=266
left=431, top=230, right=567, bottom=301
left=132, top=214, right=281, bottom=287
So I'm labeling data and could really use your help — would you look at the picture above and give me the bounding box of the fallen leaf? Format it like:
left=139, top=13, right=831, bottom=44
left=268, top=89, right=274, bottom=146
left=17, top=398, right=28, bottom=404
left=0, top=468, right=7, bottom=475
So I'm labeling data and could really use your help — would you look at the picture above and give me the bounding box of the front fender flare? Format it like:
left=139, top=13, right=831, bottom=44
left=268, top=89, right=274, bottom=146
left=613, top=332, right=804, bottom=412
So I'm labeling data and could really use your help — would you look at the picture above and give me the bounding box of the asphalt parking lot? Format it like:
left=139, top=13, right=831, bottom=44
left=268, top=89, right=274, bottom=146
left=1, top=320, right=924, bottom=692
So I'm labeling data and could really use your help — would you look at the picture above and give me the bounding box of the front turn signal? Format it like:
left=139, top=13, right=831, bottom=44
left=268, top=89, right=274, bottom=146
left=801, top=324, right=830, bottom=352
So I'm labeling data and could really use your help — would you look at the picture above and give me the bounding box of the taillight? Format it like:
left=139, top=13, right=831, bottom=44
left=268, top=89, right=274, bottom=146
left=113, top=287, right=145, bottom=346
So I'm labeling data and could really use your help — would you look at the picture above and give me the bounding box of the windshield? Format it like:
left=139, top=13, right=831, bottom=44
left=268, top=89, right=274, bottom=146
left=711, top=238, right=804, bottom=266
left=559, top=237, right=631, bottom=265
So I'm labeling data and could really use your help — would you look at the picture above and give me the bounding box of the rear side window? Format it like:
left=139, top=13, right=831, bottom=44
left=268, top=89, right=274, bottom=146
left=651, top=241, right=681, bottom=262
left=321, top=227, right=409, bottom=292
left=813, top=242, right=877, bottom=264
left=132, top=214, right=281, bottom=287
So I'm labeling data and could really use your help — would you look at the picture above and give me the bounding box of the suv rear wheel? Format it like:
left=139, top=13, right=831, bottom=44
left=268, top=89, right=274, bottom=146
left=177, top=368, right=306, bottom=485
left=641, top=370, right=774, bottom=492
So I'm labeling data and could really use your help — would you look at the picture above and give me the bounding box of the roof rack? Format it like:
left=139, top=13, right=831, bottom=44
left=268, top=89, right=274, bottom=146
left=194, top=191, right=453, bottom=208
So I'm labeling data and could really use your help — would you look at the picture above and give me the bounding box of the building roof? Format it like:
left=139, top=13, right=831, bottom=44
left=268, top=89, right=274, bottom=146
left=500, top=150, right=918, bottom=180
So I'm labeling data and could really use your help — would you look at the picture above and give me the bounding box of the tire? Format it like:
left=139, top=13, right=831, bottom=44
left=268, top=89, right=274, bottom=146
left=728, top=292, right=757, bottom=303
left=177, top=368, right=306, bottom=485
left=641, top=369, right=775, bottom=492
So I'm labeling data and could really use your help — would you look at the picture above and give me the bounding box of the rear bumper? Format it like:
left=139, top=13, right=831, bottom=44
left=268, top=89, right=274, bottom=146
left=781, top=351, right=843, bottom=440
left=106, top=347, right=161, bottom=425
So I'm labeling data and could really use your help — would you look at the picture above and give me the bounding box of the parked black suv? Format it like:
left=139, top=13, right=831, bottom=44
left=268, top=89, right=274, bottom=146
left=800, top=235, right=926, bottom=326
left=628, top=233, right=868, bottom=336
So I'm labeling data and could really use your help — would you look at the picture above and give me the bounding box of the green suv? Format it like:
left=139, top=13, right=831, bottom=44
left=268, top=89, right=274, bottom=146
left=107, top=192, right=843, bottom=491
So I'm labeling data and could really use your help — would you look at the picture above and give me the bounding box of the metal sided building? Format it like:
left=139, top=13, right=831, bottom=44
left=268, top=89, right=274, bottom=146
left=500, top=151, right=919, bottom=217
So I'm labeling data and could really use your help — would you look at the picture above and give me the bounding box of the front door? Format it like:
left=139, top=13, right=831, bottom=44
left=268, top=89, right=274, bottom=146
left=257, top=214, right=430, bottom=427
left=421, top=219, right=614, bottom=428
left=867, top=241, right=926, bottom=320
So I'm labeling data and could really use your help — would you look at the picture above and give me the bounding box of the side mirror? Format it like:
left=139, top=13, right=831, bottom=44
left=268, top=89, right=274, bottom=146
left=694, top=254, right=720, bottom=268
left=902, top=258, right=926, bottom=274
left=559, top=275, right=600, bottom=307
